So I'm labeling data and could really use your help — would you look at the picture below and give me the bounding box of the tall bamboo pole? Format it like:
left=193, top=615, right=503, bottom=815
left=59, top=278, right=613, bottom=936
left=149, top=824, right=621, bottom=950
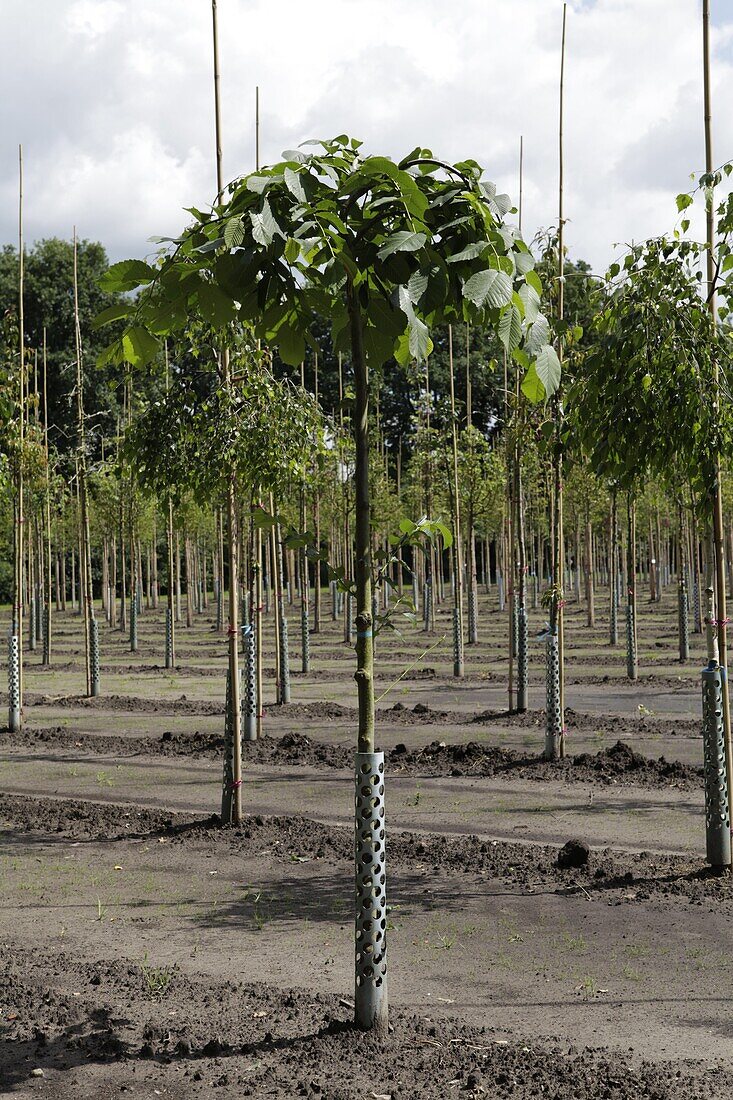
left=73, top=231, right=95, bottom=696
left=448, top=326, right=464, bottom=677
left=702, top=0, right=733, bottom=808
left=212, top=0, right=242, bottom=824
left=11, top=145, right=25, bottom=730
left=42, top=329, right=52, bottom=666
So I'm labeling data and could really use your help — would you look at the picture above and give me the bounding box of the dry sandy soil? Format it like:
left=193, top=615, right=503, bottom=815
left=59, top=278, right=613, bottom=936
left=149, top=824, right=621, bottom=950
left=1, top=584, right=732, bottom=1098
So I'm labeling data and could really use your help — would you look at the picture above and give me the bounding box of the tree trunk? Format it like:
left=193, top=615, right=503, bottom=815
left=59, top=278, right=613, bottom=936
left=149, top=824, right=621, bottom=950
left=347, top=281, right=387, bottom=1036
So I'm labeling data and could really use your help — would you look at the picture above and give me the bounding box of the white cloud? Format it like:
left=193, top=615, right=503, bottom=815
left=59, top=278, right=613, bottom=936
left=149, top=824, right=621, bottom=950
left=1, top=0, right=733, bottom=272
left=66, top=0, right=123, bottom=41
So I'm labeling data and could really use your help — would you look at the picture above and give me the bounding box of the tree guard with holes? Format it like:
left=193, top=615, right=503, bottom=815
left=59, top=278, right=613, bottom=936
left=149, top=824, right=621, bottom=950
left=626, top=600, right=637, bottom=681
left=545, top=632, right=562, bottom=758
left=42, top=605, right=50, bottom=666
left=301, top=600, right=310, bottom=674
left=701, top=663, right=732, bottom=867
left=516, top=605, right=528, bottom=712
left=279, top=611, right=291, bottom=704
left=452, top=605, right=464, bottom=678
left=8, top=634, right=20, bottom=732
left=90, top=616, right=100, bottom=697
left=354, top=750, right=388, bottom=1033
left=222, top=665, right=243, bottom=818
left=165, top=607, right=174, bottom=669
left=28, top=593, right=36, bottom=652
left=345, top=592, right=354, bottom=645
left=130, top=591, right=138, bottom=652
left=216, top=582, right=224, bottom=633
left=679, top=579, right=689, bottom=662
left=468, top=582, right=478, bottom=644
left=243, top=623, right=257, bottom=741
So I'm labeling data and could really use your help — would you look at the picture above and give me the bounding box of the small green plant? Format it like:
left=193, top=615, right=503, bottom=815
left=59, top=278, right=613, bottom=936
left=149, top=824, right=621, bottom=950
left=95, top=896, right=107, bottom=922
left=561, top=932, right=587, bottom=953
left=140, top=953, right=175, bottom=997
left=577, top=975, right=597, bottom=1000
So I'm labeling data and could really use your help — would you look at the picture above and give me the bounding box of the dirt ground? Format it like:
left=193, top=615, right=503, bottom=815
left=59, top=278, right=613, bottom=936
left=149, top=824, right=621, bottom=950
left=1, top=583, right=732, bottom=1098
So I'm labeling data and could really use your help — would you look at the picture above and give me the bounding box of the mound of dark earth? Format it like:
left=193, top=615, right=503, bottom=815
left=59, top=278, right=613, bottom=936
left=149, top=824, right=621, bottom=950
left=2, top=794, right=730, bottom=912
left=1, top=943, right=727, bottom=1098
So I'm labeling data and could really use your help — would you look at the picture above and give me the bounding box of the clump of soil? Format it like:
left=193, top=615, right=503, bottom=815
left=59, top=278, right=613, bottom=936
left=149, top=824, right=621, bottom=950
left=557, top=839, right=590, bottom=868
left=23, top=692, right=223, bottom=715
left=0, top=942, right=728, bottom=1099
left=389, top=738, right=702, bottom=789
left=2, top=794, right=730, bottom=913
left=6, top=725, right=702, bottom=790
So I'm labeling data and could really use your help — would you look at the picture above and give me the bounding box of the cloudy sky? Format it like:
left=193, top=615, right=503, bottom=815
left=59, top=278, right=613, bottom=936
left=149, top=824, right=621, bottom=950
left=2, top=0, right=733, bottom=273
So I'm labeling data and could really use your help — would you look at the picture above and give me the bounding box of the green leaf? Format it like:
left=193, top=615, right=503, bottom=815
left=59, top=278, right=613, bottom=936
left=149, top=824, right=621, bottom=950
left=526, top=313, right=550, bottom=356
left=284, top=237, right=301, bottom=264
left=377, top=231, right=427, bottom=260
left=250, top=198, right=281, bottom=246
left=246, top=175, right=271, bottom=194
left=197, top=283, right=237, bottom=328
left=363, top=324, right=397, bottom=367
left=278, top=323, right=306, bottom=366
left=92, top=302, right=134, bottom=329
left=224, top=218, right=245, bottom=248
left=676, top=193, right=693, bottom=212
left=406, top=270, right=428, bottom=304
left=408, top=316, right=432, bottom=362
left=514, top=249, right=535, bottom=275
left=121, top=326, right=159, bottom=367
left=446, top=242, right=486, bottom=264
left=519, top=283, right=540, bottom=324
left=520, top=362, right=545, bottom=404
left=462, top=269, right=513, bottom=309
left=99, top=259, right=157, bottom=293
left=498, top=305, right=522, bottom=353
left=534, top=344, right=561, bottom=398
left=284, top=167, right=306, bottom=202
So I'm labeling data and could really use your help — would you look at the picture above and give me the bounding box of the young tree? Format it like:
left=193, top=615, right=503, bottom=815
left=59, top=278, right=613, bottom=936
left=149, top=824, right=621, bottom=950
left=99, top=136, right=557, bottom=1034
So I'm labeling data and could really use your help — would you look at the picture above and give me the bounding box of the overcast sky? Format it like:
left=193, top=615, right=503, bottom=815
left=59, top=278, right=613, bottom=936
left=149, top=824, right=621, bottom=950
left=2, top=0, right=733, bottom=274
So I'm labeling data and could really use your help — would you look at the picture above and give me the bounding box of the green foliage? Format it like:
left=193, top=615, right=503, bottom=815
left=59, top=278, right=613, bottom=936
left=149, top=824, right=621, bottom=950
left=0, top=238, right=127, bottom=455
left=125, top=334, right=322, bottom=502
left=99, top=137, right=557, bottom=401
left=575, top=233, right=731, bottom=497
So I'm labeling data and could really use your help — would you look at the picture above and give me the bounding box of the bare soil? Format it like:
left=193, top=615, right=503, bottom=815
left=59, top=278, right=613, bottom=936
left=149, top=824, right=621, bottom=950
left=1, top=587, right=732, bottom=1097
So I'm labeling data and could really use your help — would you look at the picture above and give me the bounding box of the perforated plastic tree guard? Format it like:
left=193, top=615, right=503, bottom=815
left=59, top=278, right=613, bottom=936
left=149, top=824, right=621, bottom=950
left=468, top=584, right=478, bottom=644
left=345, top=592, right=354, bottom=644
left=354, top=750, right=388, bottom=1031
left=279, top=611, right=291, bottom=704
left=90, top=617, right=100, bottom=697
left=130, top=594, right=138, bottom=652
left=42, top=605, right=50, bottom=666
left=243, top=623, right=257, bottom=742
left=301, top=601, right=310, bottom=674
left=165, top=607, right=174, bottom=669
left=678, top=581, right=689, bottom=662
left=701, top=663, right=731, bottom=867
left=8, top=635, right=20, bottom=732
left=626, top=601, right=637, bottom=680
left=517, top=605, right=528, bottom=711
left=452, top=605, right=464, bottom=677
left=545, top=632, right=562, bottom=758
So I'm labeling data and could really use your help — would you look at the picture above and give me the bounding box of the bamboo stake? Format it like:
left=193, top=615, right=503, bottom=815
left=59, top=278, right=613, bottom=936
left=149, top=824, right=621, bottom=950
left=212, top=0, right=242, bottom=822
left=702, top=0, right=733, bottom=810
left=14, top=145, right=25, bottom=725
